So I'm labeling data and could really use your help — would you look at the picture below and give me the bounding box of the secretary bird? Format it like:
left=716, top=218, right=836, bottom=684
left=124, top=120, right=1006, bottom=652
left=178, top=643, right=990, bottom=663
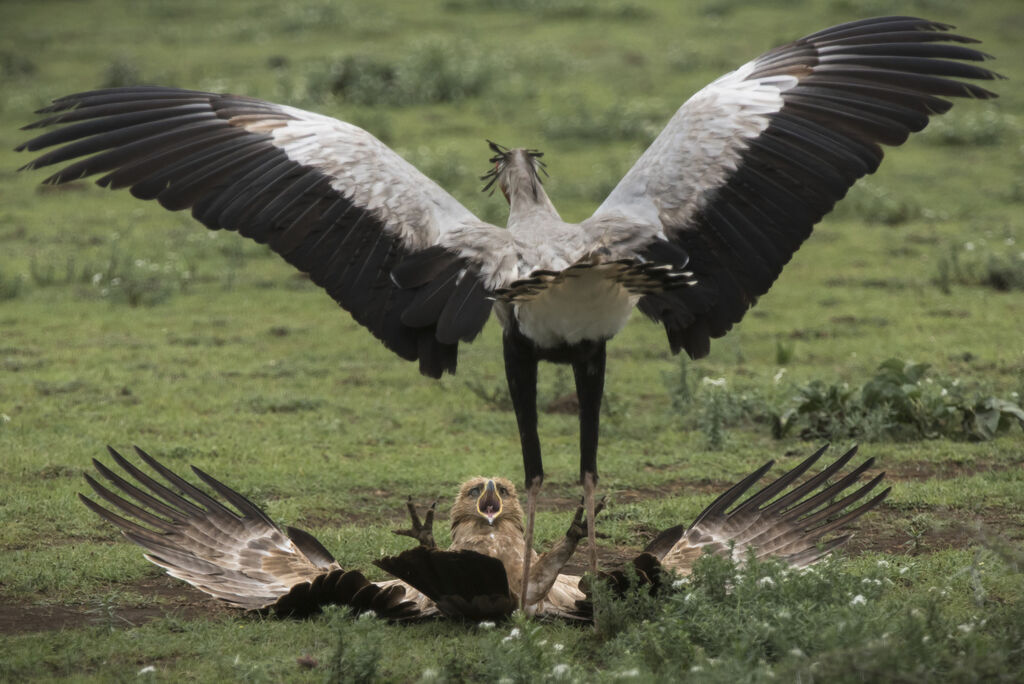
left=17, top=16, right=999, bottom=605
left=79, top=444, right=888, bottom=620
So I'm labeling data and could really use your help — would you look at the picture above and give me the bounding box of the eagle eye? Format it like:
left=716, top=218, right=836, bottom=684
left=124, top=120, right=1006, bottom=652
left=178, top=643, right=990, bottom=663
left=497, top=485, right=509, bottom=496
left=467, top=486, right=482, bottom=498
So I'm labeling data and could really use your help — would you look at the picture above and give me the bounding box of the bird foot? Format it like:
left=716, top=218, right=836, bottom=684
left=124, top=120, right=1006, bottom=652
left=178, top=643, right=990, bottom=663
left=392, top=496, right=436, bottom=548
left=566, top=496, right=606, bottom=543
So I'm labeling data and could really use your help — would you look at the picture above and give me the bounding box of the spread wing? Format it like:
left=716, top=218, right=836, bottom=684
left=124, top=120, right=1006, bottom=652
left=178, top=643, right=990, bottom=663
left=645, top=445, right=889, bottom=573
left=18, top=88, right=512, bottom=377
left=80, top=446, right=430, bottom=619
left=590, top=17, right=1001, bottom=358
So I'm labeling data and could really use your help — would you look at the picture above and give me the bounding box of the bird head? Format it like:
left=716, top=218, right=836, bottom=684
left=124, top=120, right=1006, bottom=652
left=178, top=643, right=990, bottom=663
left=450, top=476, right=523, bottom=530
left=480, top=140, right=547, bottom=205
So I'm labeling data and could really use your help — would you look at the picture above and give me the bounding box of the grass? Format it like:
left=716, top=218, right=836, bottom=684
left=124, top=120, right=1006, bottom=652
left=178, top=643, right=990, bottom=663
left=0, top=0, right=1022, bottom=680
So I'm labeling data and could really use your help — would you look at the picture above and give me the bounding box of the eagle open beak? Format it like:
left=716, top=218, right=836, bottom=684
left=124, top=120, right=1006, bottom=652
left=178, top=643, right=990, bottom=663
left=477, top=480, right=502, bottom=525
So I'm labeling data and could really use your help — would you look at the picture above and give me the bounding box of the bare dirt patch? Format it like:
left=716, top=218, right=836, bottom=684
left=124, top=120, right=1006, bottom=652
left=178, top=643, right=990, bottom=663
left=0, top=577, right=229, bottom=636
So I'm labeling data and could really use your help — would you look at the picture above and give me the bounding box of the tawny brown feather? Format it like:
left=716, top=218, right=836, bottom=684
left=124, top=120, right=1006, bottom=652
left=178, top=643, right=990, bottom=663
left=81, top=444, right=887, bottom=621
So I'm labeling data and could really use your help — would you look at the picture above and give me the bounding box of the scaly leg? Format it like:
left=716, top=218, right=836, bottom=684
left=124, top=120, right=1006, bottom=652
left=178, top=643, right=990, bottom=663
left=573, top=341, right=606, bottom=580
left=503, top=333, right=543, bottom=611
left=521, top=475, right=542, bottom=609
left=583, top=471, right=599, bottom=579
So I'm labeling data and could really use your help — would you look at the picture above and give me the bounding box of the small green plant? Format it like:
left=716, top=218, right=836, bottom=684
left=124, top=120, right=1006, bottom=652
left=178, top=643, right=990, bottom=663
left=476, top=613, right=577, bottom=683
left=773, top=358, right=1024, bottom=442
left=775, top=338, right=794, bottom=365
left=0, top=270, right=24, bottom=300
left=325, top=610, right=382, bottom=684
left=666, top=354, right=694, bottom=411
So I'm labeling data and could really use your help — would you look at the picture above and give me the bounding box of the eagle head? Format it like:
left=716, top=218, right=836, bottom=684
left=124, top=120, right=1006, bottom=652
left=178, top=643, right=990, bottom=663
left=451, top=476, right=522, bottom=530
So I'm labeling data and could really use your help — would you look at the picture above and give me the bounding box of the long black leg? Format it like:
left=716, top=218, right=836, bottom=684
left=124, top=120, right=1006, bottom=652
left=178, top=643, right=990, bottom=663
left=572, top=341, right=606, bottom=581
left=503, top=333, right=542, bottom=610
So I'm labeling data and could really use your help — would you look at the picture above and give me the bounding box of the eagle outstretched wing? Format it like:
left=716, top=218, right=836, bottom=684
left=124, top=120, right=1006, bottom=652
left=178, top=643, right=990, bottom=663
left=18, top=89, right=513, bottom=377
left=590, top=17, right=1001, bottom=358
left=643, top=444, right=889, bottom=573
left=80, top=446, right=429, bottom=619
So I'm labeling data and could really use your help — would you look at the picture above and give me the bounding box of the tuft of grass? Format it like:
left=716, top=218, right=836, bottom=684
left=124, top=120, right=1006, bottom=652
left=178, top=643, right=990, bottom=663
left=0, top=50, right=36, bottom=79
left=935, top=241, right=1024, bottom=293
left=443, top=0, right=652, bottom=19
left=923, top=107, right=1019, bottom=147
left=306, top=38, right=493, bottom=107
left=540, top=98, right=667, bottom=143
left=834, top=180, right=923, bottom=226
left=99, top=57, right=145, bottom=88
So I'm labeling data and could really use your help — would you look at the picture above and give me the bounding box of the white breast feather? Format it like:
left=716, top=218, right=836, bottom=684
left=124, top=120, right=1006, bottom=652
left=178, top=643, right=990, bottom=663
left=514, top=267, right=637, bottom=348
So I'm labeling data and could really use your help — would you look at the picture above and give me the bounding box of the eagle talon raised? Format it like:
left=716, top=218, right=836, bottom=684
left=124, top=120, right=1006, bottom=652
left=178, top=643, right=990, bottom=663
left=393, top=497, right=437, bottom=548
left=567, top=496, right=606, bottom=543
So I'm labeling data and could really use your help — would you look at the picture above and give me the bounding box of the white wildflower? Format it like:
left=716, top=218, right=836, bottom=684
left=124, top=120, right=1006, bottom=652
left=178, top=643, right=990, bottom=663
left=1005, top=237, right=1015, bottom=246
left=789, top=648, right=805, bottom=658
left=618, top=668, right=640, bottom=678
left=420, top=668, right=441, bottom=682
left=876, top=560, right=890, bottom=568
left=690, top=665, right=703, bottom=673
left=92, top=272, right=103, bottom=285
left=958, top=623, right=974, bottom=634
left=900, top=566, right=910, bottom=576
left=551, top=664, right=570, bottom=679
left=702, top=376, right=726, bottom=387
left=964, top=241, right=975, bottom=251
left=757, top=576, right=775, bottom=589
left=553, top=643, right=564, bottom=652
left=773, top=368, right=787, bottom=384
left=502, top=627, right=521, bottom=643
left=478, top=621, right=495, bottom=630
left=358, top=609, right=376, bottom=621
left=671, top=578, right=689, bottom=589
left=850, top=594, right=867, bottom=606
left=1, top=414, right=10, bottom=424
left=138, top=665, right=156, bottom=675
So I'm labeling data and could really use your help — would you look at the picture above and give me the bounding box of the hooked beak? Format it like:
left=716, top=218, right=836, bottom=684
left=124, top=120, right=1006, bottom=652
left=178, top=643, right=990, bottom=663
left=477, top=480, right=502, bottom=525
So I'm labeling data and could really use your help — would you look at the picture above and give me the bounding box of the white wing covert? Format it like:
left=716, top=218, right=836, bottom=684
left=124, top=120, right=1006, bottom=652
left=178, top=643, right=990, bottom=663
left=591, top=17, right=1001, bottom=359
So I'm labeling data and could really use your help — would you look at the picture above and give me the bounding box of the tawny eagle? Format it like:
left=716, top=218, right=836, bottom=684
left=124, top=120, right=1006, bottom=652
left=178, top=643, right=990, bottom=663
left=80, top=444, right=888, bottom=621
left=19, top=16, right=996, bottom=601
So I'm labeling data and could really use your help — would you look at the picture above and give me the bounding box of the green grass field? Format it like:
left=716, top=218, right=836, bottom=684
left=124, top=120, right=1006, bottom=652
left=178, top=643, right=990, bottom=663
left=1, top=0, right=1022, bottom=680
